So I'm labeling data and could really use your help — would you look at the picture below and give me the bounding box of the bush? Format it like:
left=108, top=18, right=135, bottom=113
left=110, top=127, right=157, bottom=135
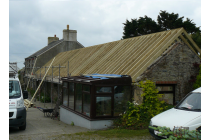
left=40, top=95, right=51, bottom=103
left=193, top=65, right=201, bottom=89
left=113, top=101, right=147, bottom=129
left=138, top=80, right=168, bottom=119
left=149, top=126, right=201, bottom=140
left=114, top=80, right=172, bottom=129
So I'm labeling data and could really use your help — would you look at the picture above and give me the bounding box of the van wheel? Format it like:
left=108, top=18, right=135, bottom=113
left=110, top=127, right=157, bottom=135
left=19, top=122, right=26, bottom=130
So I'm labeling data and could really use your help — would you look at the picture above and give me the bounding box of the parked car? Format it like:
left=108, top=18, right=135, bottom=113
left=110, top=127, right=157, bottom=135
left=149, top=87, right=201, bottom=139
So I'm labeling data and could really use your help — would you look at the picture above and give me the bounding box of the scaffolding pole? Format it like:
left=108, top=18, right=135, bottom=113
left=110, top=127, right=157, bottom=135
left=44, top=66, right=46, bottom=107
left=26, top=58, right=37, bottom=90
left=26, top=57, right=55, bottom=111
left=51, top=65, right=53, bottom=108
left=58, top=64, right=60, bottom=105
left=68, top=61, right=69, bottom=77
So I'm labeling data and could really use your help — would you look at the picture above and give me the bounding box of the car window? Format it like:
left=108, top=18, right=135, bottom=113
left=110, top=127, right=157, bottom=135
left=177, top=93, right=201, bottom=111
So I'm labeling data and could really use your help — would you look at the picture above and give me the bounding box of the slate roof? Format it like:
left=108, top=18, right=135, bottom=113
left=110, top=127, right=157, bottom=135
left=26, top=39, right=64, bottom=59
left=35, top=28, right=201, bottom=82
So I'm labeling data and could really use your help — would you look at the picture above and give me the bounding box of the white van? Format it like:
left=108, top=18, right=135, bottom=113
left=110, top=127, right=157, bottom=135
left=9, top=75, right=28, bottom=130
left=149, top=87, right=201, bottom=139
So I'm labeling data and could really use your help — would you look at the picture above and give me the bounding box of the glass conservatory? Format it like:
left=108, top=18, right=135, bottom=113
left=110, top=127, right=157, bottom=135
left=60, top=74, right=132, bottom=129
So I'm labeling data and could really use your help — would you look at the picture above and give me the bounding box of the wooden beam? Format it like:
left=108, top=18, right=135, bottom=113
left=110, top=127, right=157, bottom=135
left=182, top=30, right=201, bottom=54
left=180, top=35, right=199, bottom=57
left=132, top=28, right=184, bottom=80
left=26, top=57, right=55, bottom=111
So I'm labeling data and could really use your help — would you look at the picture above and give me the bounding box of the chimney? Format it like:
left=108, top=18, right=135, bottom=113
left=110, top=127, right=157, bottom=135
left=63, top=25, right=77, bottom=41
left=48, top=34, right=59, bottom=45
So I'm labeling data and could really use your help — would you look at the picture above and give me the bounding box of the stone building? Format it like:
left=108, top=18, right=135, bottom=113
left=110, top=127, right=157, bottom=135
left=25, top=27, right=201, bottom=129
left=31, top=27, right=200, bottom=105
left=24, top=25, right=84, bottom=75
left=134, top=42, right=200, bottom=105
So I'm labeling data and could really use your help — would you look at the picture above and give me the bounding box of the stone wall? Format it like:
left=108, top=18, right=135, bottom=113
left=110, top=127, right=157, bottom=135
left=133, top=84, right=143, bottom=105
left=135, top=43, right=200, bottom=103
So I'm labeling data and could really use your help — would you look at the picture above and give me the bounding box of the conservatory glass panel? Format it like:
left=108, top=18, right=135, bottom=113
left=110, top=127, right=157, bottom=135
left=68, top=82, right=74, bottom=109
left=96, top=87, right=112, bottom=93
left=62, top=88, right=68, bottom=106
left=83, top=94, right=91, bottom=117
left=75, top=83, right=82, bottom=112
left=63, top=82, right=68, bottom=88
left=114, top=86, right=131, bottom=116
left=83, top=85, right=90, bottom=92
left=96, top=97, right=111, bottom=116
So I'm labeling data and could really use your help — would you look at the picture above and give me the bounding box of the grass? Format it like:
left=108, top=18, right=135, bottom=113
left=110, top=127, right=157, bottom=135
left=83, top=128, right=150, bottom=138
left=54, top=128, right=151, bottom=139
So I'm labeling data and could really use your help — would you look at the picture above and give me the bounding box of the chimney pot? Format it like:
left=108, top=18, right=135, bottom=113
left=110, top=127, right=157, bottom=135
left=67, top=25, right=69, bottom=30
left=54, top=34, right=56, bottom=37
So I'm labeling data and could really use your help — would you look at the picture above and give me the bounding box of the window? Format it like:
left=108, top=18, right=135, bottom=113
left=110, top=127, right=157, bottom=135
left=63, top=82, right=68, bottom=88
left=158, top=93, right=174, bottom=105
left=9, top=80, right=21, bottom=99
left=156, top=85, right=175, bottom=105
left=177, top=93, right=201, bottom=111
left=63, top=88, right=68, bottom=106
left=157, top=86, right=173, bottom=91
left=96, top=87, right=112, bottom=93
left=62, top=82, right=68, bottom=106
left=114, top=86, right=131, bottom=116
left=83, top=94, right=91, bottom=116
left=68, top=83, right=74, bottom=109
left=83, top=85, right=90, bottom=92
left=75, top=83, right=82, bottom=113
left=96, top=96, right=112, bottom=116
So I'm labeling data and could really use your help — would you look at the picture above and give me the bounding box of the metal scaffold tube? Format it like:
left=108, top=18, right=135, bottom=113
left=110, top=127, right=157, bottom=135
left=26, top=58, right=37, bottom=90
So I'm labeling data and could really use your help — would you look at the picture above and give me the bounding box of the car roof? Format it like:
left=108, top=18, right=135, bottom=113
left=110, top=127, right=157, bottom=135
left=192, top=87, right=201, bottom=93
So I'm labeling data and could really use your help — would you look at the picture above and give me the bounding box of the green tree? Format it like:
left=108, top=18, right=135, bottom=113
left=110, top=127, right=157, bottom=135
left=122, top=16, right=160, bottom=39
left=157, top=10, right=184, bottom=31
left=157, top=11, right=200, bottom=34
left=191, top=31, right=201, bottom=48
left=122, top=10, right=201, bottom=49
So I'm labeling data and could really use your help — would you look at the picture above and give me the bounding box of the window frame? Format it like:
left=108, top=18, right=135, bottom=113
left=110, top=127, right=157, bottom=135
left=156, top=84, right=176, bottom=105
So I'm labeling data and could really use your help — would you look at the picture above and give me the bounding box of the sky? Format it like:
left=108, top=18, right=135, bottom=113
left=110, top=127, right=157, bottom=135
left=8, top=0, right=201, bottom=69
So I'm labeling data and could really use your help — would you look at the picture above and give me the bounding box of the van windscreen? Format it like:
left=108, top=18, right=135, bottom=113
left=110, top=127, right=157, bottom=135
left=9, top=80, right=21, bottom=99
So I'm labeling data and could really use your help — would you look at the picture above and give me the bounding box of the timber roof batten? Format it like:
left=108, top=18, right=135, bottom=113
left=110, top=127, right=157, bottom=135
left=35, top=28, right=201, bottom=82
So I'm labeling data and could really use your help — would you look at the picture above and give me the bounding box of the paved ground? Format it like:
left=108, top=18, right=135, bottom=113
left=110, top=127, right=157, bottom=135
left=9, top=101, right=91, bottom=140
left=9, top=101, right=155, bottom=140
